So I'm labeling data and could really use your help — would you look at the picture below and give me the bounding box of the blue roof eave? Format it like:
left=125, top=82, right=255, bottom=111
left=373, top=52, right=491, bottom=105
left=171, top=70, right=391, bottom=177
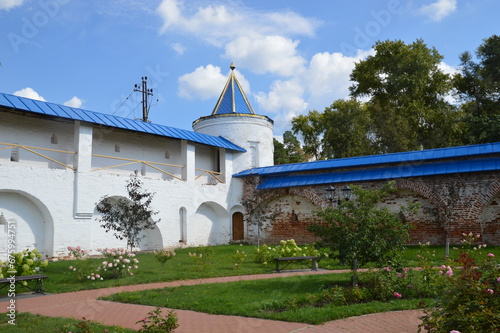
left=256, top=158, right=500, bottom=189
left=0, top=92, right=245, bottom=152
left=233, top=141, right=500, bottom=178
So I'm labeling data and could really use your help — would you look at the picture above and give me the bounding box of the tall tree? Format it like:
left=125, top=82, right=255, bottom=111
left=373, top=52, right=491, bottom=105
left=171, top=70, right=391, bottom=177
left=454, top=35, right=500, bottom=143
left=273, top=131, right=308, bottom=164
left=349, top=39, right=462, bottom=152
left=96, top=171, right=160, bottom=251
left=292, top=99, right=376, bottom=159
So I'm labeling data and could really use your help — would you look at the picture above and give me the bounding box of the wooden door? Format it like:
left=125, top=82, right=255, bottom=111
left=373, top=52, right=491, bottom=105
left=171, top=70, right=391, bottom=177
left=232, top=212, right=244, bottom=240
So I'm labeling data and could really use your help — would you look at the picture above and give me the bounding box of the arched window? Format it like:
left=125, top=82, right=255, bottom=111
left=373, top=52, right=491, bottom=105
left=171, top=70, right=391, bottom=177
left=179, top=207, right=187, bottom=243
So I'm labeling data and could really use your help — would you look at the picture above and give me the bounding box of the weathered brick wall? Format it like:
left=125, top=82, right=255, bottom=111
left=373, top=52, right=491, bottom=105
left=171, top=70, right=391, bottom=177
left=241, top=171, right=500, bottom=246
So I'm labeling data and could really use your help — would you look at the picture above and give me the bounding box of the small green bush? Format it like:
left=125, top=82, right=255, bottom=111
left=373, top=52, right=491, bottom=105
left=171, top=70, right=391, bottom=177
left=254, top=239, right=325, bottom=264
left=136, top=307, right=179, bottom=333
left=419, top=233, right=500, bottom=333
left=0, top=248, right=48, bottom=278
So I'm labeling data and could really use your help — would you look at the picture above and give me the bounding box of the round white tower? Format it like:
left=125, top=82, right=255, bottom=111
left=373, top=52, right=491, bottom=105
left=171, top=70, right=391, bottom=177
left=193, top=63, right=274, bottom=174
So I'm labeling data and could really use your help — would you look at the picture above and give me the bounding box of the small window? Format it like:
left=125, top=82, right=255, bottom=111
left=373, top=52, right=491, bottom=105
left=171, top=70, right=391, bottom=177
left=10, top=146, right=19, bottom=162
left=51, top=134, right=58, bottom=144
left=115, top=143, right=121, bottom=152
left=164, top=150, right=170, bottom=159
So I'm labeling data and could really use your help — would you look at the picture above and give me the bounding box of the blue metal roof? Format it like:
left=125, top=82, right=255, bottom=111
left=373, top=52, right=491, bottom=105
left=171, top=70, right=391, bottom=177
left=0, top=92, right=246, bottom=152
left=257, top=158, right=500, bottom=189
left=234, top=141, right=500, bottom=177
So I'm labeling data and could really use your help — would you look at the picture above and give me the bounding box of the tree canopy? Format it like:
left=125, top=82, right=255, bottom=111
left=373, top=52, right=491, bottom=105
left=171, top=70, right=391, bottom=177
left=349, top=39, right=462, bottom=152
left=291, top=38, right=500, bottom=160
left=308, top=182, right=417, bottom=285
left=454, top=34, right=500, bottom=144
left=273, top=130, right=309, bottom=164
left=292, top=99, right=376, bottom=159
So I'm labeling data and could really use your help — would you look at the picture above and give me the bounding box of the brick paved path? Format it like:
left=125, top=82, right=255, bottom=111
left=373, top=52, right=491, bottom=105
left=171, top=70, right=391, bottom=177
left=0, top=270, right=425, bottom=332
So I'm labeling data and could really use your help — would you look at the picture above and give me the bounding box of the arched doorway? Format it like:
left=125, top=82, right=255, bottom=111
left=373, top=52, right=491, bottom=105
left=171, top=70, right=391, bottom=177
left=232, top=212, right=244, bottom=241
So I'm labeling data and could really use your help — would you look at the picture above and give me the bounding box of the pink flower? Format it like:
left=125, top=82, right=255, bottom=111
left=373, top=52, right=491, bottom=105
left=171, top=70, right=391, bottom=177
left=69, top=266, right=73, bottom=270
left=393, top=292, right=402, bottom=298
left=487, top=289, right=494, bottom=294
left=487, top=253, right=495, bottom=257
left=450, top=330, right=461, bottom=333
left=438, top=271, right=443, bottom=275
left=384, top=267, right=391, bottom=272
left=497, top=277, right=500, bottom=283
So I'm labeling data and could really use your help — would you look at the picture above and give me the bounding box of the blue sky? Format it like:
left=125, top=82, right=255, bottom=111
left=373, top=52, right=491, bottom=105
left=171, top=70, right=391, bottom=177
left=1, top=0, right=498, bottom=137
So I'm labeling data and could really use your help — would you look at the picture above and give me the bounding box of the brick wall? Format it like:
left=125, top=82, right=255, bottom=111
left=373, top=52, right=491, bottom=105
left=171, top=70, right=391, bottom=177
left=242, top=171, right=500, bottom=246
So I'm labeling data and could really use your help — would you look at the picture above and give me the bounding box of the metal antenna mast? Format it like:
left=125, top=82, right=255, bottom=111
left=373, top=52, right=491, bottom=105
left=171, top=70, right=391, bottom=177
left=134, top=76, right=153, bottom=122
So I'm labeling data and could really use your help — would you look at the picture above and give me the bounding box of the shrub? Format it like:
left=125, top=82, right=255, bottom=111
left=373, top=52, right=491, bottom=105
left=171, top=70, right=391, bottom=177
left=136, top=307, right=179, bottom=333
left=0, top=248, right=48, bottom=278
left=188, top=246, right=213, bottom=271
left=154, top=249, right=176, bottom=273
left=231, top=250, right=247, bottom=270
left=254, top=239, right=324, bottom=264
left=419, top=233, right=500, bottom=333
left=96, top=248, right=139, bottom=279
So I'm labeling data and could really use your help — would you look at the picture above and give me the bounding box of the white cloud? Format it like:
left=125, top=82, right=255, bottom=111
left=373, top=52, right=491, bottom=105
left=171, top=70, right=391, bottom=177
left=0, top=0, right=24, bottom=11
left=304, top=49, right=374, bottom=107
left=255, top=79, right=308, bottom=130
left=178, top=65, right=250, bottom=100
left=224, top=36, right=305, bottom=77
left=64, top=96, right=84, bottom=108
left=13, top=87, right=46, bottom=101
left=171, top=42, right=186, bottom=55
left=156, top=0, right=318, bottom=46
left=438, top=61, right=458, bottom=75
left=418, top=0, right=457, bottom=22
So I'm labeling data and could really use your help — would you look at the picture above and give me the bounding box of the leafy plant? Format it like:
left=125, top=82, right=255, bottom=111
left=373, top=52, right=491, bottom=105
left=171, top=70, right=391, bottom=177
left=419, top=234, right=500, bottom=332
left=0, top=248, right=48, bottom=278
left=96, top=171, right=160, bottom=251
left=97, top=248, right=139, bottom=279
left=231, top=249, right=247, bottom=270
left=154, top=249, right=176, bottom=273
left=254, top=239, right=324, bottom=264
left=136, top=307, right=179, bottom=333
left=188, top=246, right=213, bottom=271
left=309, top=181, right=418, bottom=286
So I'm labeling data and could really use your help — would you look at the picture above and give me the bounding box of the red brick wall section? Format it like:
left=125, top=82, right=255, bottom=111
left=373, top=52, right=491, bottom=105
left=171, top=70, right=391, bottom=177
left=241, top=171, right=500, bottom=246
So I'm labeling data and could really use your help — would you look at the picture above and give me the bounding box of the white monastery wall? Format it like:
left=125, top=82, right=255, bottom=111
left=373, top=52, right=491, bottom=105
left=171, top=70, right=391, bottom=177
left=0, top=111, right=247, bottom=259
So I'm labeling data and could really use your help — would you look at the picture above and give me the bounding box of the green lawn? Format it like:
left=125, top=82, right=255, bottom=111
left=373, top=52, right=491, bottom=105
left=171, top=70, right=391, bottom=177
left=5, top=244, right=498, bottom=295
left=1, top=244, right=498, bottom=330
left=101, top=272, right=431, bottom=324
left=0, top=312, right=135, bottom=333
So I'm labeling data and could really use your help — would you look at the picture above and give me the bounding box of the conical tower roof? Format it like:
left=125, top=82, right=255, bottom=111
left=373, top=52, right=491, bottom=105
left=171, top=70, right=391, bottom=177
left=211, top=62, right=255, bottom=115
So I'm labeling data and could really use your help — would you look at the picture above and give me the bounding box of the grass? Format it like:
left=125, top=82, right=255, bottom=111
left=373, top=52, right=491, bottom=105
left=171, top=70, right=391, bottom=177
left=0, top=312, right=135, bottom=333
left=101, top=272, right=431, bottom=324
left=4, top=244, right=498, bottom=295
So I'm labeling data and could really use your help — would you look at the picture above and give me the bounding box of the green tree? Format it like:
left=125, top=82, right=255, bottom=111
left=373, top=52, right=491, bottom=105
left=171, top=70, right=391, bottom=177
left=308, top=182, right=417, bottom=286
left=96, top=171, right=160, bottom=251
left=454, top=34, right=500, bottom=144
left=273, top=130, right=308, bottom=164
left=350, top=39, right=462, bottom=152
left=292, top=99, right=376, bottom=159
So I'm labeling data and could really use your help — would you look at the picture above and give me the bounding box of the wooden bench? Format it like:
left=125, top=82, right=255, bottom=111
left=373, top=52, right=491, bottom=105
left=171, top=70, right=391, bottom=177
left=0, top=274, right=48, bottom=294
left=274, top=256, right=319, bottom=273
